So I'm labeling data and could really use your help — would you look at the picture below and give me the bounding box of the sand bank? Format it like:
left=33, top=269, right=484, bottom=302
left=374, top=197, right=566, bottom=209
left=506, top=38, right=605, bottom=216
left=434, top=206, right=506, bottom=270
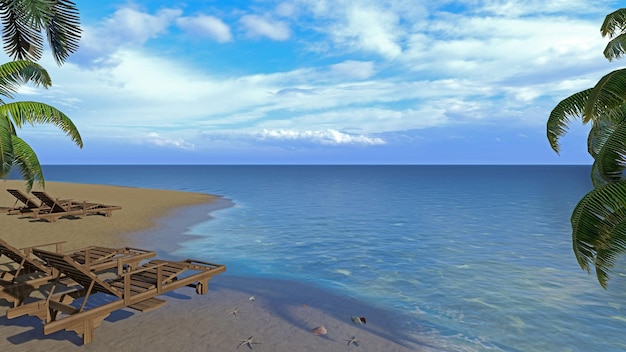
left=0, top=180, right=427, bottom=351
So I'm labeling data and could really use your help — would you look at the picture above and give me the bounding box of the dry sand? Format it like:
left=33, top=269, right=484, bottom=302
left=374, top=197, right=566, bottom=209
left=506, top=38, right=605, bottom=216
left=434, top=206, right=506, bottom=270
left=0, top=180, right=430, bottom=351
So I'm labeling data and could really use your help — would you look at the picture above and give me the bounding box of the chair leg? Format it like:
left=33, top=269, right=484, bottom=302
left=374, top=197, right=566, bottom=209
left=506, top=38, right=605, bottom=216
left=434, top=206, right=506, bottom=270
left=195, top=280, right=208, bottom=295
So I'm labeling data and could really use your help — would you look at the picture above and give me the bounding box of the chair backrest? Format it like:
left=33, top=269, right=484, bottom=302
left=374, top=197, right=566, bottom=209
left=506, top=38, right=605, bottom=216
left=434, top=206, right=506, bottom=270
left=31, top=191, right=65, bottom=212
left=0, top=239, right=49, bottom=274
left=32, top=248, right=121, bottom=298
left=6, top=189, right=38, bottom=208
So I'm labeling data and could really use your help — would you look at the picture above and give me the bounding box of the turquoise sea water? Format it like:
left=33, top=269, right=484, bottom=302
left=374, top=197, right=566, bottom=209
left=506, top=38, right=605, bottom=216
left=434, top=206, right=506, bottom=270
left=21, top=165, right=626, bottom=351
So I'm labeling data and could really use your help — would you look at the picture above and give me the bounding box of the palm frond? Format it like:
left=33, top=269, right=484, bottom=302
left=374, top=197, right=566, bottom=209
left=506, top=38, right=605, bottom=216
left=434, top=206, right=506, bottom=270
left=0, top=60, right=51, bottom=98
left=601, top=8, right=626, bottom=38
left=584, top=69, right=626, bottom=122
left=0, top=0, right=44, bottom=62
left=591, top=161, right=610, bottom=188
left=11, top=59, right=51, bottom=85
left=588, top=118, right=617, bottom=159
left=604, top=33, right=626, bottom=61
left=0, top=114, right=14, bottom=177
left=10, top=134, right=43, bottom=191
left=45, top=0, right=81, bottom=65
left=596, top=120, right=626, bottom=182
left=1, top=101, right=82, bottom=147
left=0, top=0, right=80, bottom=65
left=547, top=88, right=591, bottom=153
left=571, top=181, right=626, bottom=288
left=595, top=220, right=626, bottom=288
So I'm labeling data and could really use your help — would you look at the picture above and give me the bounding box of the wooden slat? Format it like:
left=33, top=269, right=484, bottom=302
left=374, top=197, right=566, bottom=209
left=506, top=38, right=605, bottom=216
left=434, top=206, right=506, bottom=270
left=49, top=300, right=80, bottom=315
left=128, top=297, right=167, bottom=312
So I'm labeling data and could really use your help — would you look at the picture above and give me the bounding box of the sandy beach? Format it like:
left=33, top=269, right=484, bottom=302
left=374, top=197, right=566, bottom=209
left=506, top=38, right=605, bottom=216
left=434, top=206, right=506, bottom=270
left=0, top=180, right=427, bottom=351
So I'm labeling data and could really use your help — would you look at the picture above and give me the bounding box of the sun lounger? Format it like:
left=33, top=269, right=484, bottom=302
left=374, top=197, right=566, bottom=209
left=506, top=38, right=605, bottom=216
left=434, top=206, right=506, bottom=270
left=0, top=239, right=66, bottom=307
left=63, top=246, right=156, bottom=275
left=1, top=240, right=156, bottom=307
left=27, top=191, right=88, bottom=222
left=7, top=248, right=226, bottom=344
left=29, top=191, right=121, bottom=222
left=5, top=189, right=44, bottom=215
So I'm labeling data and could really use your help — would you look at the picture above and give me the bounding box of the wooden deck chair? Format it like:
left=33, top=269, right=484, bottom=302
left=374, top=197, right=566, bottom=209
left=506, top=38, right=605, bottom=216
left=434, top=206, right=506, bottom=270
left=1, top=240, right=155, bottom=307
left=7, top=248, right=226, bottom=344
left=5, top=189, right=43, bottom=215
left=0, top=239, right=65, bottom=307
left=27, top=191, right=87, bottom=222
left=82, top=202, right=122, bottom=217
left=63, top=246, right=156, bottom=275
left=28, top=191, right=119, bottom=222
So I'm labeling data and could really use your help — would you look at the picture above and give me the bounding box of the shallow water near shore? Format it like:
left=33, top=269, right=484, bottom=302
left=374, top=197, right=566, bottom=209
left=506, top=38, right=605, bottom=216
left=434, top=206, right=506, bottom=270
left=29, top=165, right=626, bottom=351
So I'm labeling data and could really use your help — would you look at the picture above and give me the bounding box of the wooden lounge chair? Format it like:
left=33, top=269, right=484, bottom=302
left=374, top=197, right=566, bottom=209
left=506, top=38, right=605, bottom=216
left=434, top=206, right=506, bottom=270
left=7, top=248, right=226, bottom=344
left=62, top=246, right=156, bottom=275
left=1, top=240, right=156, bottom=307
left=5, top=189, right=44, bottom=215
left=0, top=239, right=66, bottom=307
left=29, top=191, right=121, bottom=222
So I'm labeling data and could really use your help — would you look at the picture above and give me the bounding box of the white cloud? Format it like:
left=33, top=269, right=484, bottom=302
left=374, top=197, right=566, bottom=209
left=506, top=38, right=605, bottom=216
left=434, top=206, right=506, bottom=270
left=75, top=7, right=182, bottom=67
left=329, top=60, right=375, bottom=80
left=296, top=0, right=412, bottom=58
left=342, top=5, right=403, bottom=58
left=176, top=15, right=232, bottom=42
left=145, top=132, right=195, bottom=150
left=239, top=15, right=291, bottom=40
left=478, top=0, right=607, bottom=17
left=103, top=7, right=180, bottom=42
left=403, top=15, right=606, bottom=83
left=275, top=2, right=298, bottom=17
left=256, top=129, right=386, bottom=145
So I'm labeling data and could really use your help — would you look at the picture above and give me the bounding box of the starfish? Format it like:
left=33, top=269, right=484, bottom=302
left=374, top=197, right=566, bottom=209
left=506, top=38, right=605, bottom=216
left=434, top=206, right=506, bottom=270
left=238, top=336, right=261, bottom=349
left=346, top=336, right=359, bottom=346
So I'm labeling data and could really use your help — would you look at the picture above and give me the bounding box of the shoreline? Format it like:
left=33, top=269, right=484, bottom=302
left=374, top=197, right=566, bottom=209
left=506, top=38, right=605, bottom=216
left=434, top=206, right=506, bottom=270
left=0, top=180, right=427, bottom=351
left=132, top=196, right=236, bottom=258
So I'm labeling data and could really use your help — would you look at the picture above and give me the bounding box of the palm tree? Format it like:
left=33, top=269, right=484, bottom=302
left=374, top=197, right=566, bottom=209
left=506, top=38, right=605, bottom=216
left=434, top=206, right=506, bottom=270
left=0, top=1, right=82, bottom=191
left=547, top=8, right=626, bottom=288
left=0, top=60, right=81, bottom=192
left=0, top=0, right=81, bottom=65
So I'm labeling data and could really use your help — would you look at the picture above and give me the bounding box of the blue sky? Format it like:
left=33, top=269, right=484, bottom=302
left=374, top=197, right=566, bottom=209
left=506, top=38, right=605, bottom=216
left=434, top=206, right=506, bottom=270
left=8, top=0, right=624, bottom=164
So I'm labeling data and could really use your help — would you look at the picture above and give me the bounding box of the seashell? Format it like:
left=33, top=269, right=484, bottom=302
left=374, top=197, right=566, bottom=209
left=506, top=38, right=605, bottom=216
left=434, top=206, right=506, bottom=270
left=249, top=296, right=255, bottom=301
left=351, top=316, right=367, bottom=325
left=311, top=326, right=327, bottom=336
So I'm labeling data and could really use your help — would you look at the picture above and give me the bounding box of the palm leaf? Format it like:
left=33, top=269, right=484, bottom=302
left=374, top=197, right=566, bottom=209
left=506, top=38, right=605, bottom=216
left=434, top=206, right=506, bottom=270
left=0, top=0, right=81, bottom=65
left=10, top=134, right=43, bottom=191
left=571, top=181, right=626, bottom=288
left=596, top=120, right=626, bottom=182
left=547, top=88, right=591, bottom=153
left=0, top=60, right=51, bottom=99
left=1, top=101, right=82, bottom=147
left=591, top=161, right=610, bottom=188
left=0, top=114, right=14, bottom=176
left=595, top=220, right=626, bottom=288
left=601, top=8, right=626, bottom=38
left=0, top=0, right=44, bottom=62
left=45, top=0, right=81, bottom=65
left=583, top=69, right=626, bottom=122
left=588, top=118, right=617, bottom=159
left=604, top=33, right=626, bottom=61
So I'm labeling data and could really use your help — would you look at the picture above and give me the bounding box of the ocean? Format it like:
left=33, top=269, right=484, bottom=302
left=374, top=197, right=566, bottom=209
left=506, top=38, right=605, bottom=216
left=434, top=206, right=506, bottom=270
left=18, top=165, right=626, bottom=351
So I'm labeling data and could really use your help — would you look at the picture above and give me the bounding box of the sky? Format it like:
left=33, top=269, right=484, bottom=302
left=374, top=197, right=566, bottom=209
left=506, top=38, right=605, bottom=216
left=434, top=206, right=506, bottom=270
left=7, top=0, right=625, bottom=164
